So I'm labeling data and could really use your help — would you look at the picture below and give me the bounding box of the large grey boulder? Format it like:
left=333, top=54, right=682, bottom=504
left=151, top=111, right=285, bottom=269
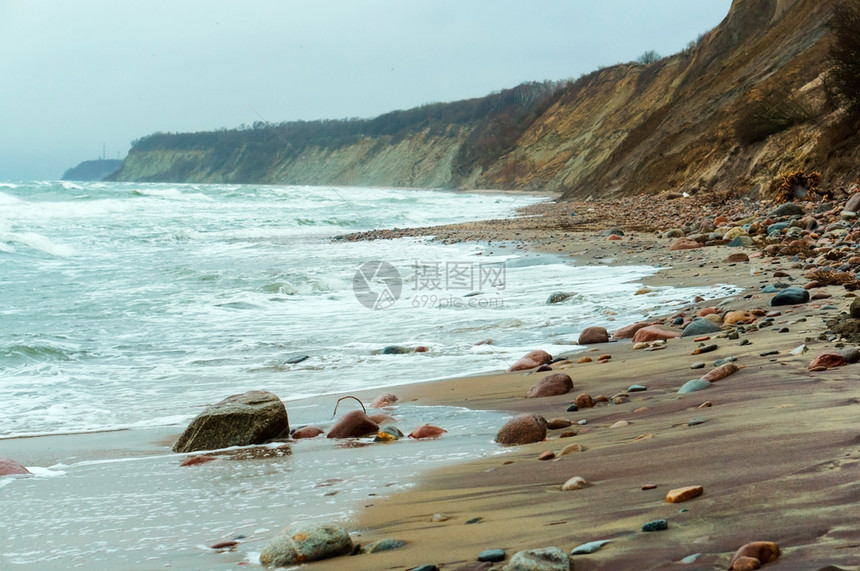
left=172, top=390, right=289, bottom=453
left=681, top=318, right=723, bottom=337
left=260, top=522, right=353, bottom=567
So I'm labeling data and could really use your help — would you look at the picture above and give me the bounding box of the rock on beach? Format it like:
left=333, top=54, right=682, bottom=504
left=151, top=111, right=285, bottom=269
left=495, top=414, right=547, bottom=445
left=327, top=410, right=379, bottom=439
left=508, top=350, right=553, bottom=372
left=526, top=373, right=573, bottom=398
left=578, top=326, right=609, bottom=344
left=172, top=390, right=289, bottom=453
left=260, top=522, right=353, bottom=567
left=0, top=457, right=30, bottom=476
left=506, top=547, right=571, bottom=571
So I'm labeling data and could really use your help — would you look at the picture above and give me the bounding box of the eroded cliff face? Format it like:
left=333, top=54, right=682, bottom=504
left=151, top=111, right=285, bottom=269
left=113, top=0, right=858, bottom=199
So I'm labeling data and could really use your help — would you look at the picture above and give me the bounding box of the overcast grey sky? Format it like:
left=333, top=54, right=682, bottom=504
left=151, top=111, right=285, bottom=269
left=0, top=0, right=732, bottom=181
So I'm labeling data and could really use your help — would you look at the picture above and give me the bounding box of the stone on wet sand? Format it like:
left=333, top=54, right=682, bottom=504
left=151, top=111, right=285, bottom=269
left=728, top=541, right=780, bottom=570
left=561, top=476, right=588, bottom=490
left=642, top=519, right=668, bottom=532
left=612, top=321, right=651, bottom=339
left=526, top=373, right=574, bottom=398
left=509, top=350, right=553, bottom=372
left=633, top=325, right=681, bottom=343
left=0, top=457, right=31, bottom=476
left=702, top=362, right=740, bottom=382
left=669, top=237, right=700, bottom=250
left=507, top=547, right=571, bottom=571
left=408, top=424, right=447, bottom=439
left=361, top=538, right=405, bottom=554
left=678, top=378, right=711, bottom=393
left=808, top=352, right=848, bottom=370
left=478, top=548, right=506, bottom=562
left=682, top=319, right=723, bottom=337
left=578, top=326, right=609, bottom=345
left=770, top=286, right=810, bottom=306
left=172, top=390, right=289, bottom=453
left=574, top=393, right=595, bottom=408
left=495, top=414, right=548, bottom=445
left=370, top=393, right=398, bottom=408
left=292, top=426, right=324, bottom=439
left=260, top=522, right=353, bottom=567
left=665, top=485, right=703, bottom=503
left=570, top=540, right=610, bottom=555
left=546, top=417, right=572, bottom=429
left=327, top=410, right=379, bottom=439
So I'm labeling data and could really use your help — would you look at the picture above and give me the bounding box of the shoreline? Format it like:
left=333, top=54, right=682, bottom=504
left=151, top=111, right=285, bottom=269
left=326, top=194, right=860, bottom=570
left=4, top=191, right=860, bottom=569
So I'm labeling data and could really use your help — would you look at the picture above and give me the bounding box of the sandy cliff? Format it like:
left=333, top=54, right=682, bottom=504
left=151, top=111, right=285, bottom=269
left=111, top=0, right=859, bottom=199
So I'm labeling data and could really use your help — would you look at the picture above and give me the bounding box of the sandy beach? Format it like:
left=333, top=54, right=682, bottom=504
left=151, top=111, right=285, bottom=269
left=4, top=193, right=860, bottom=570
left=326, top=195, right=860, bottom=570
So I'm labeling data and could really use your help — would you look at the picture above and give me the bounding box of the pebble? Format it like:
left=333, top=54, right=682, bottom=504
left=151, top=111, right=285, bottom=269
left=362, top=539, right=406, bottom=554
left=692, top=343, right=718, bottom=355
left=465, top=517, right=483, bottom=524
left=559, top=443, right=584, bottom=455
left=430, top=513, right=449, bottom=522
left=566, top=404, right=579, bottom=412
left=678, top=378, right=711, bottom=393
left=680, top=552, right=701, bottom=564
left=691, top=361, right=705, bottom=369
left=538, top=451, right=556, bottom=461
left=642, top=484, right=657, bottom=490
left=642, top=519, right=668, bottom=532
left=687, top=417, right=708, bottom=426
left=409, top=565, right=439, bottom=571
left=760, top=350, right=779, bottom=356
left=714, top=356, right=737, bottom=366
left=610, top=420, right=629, bottom=428
left=570, top=539, right=611, bottom=555
left=477, top=548, right=506, bottom=562
left=666, top=485, right=704, bottom=503
left=506, top=547, right=571, bottom=571
left=561, top=476, right=588, bottom=490
left=627, top=384, right=647, bottom=392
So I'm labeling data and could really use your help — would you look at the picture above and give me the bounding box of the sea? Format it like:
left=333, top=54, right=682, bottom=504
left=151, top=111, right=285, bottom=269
left=0, top=181, right=738, bottom=568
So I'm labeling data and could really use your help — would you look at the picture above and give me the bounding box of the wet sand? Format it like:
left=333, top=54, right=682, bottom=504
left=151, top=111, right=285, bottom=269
left=329, top=211, right=860, bottom=570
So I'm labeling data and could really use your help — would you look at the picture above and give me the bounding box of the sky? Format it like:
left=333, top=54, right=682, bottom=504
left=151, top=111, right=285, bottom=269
left=0, top=0, right=733, bottom=181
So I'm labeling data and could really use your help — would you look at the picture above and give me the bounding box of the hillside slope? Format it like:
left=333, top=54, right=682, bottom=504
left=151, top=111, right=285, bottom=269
left=110, top=0, right=859, bottom=199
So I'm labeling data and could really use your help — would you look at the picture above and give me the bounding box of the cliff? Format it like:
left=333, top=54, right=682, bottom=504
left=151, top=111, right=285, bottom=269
left=110, top=0, right=860, bottom=199
left=62, top=158, right=123, bottom=181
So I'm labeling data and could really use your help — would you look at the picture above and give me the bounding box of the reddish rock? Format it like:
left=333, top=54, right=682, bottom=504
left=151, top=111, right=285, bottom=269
left=578, top=326, right=609, bottom=345
left=612, top=322, right=650, bottom=339
left=724, top=253, right=750, bottom=263
left=607, top=234, right=622, bottom=241
left=327, top=410, right=379, bottom=439
left=632, top=325, right=681, bottom=343
left=292, top=426, right=324, bottom=439
left=669, top=238, right=700, bottom=250
left=597, top=354, right=611, bottom=361
left=808, top=352, right=848, bottom=370
left=724, top=311, right=756, bottom=325
left=538, top=450, right=556, bottom=461
left=574, top=393, right=595, bottom=408
left=210, top=540, right=239, bottom=550
left=508, top=349, right=553, bottom=372
left=697, top=307, right=718, bottom=317
left=546, top=417, right=572, bottom=429
left=578, top=356, right=593, bottom=364
left=702, top=362, right=740, bottom=382
left=665, top=485, right=703, bottom=503
left=729, top=542, right=780, bottom=570
left=0, top=457, right=30, bottom=476
left=495, top=413, right=548, bottom=445
left=179, top=455, right=218, bottom=467
left=370, top=393, right=398, bottom=408
left=408, top=424, right=447, bottom=439
left=535, top=364, right=553, bottom=372
left=526, top=373, right=574, bottom=398
left=414, top=346, right=429, bottom=353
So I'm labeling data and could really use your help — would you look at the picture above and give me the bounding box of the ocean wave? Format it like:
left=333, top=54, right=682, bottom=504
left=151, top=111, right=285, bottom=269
left=0, top=230, right=76, bottom=257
